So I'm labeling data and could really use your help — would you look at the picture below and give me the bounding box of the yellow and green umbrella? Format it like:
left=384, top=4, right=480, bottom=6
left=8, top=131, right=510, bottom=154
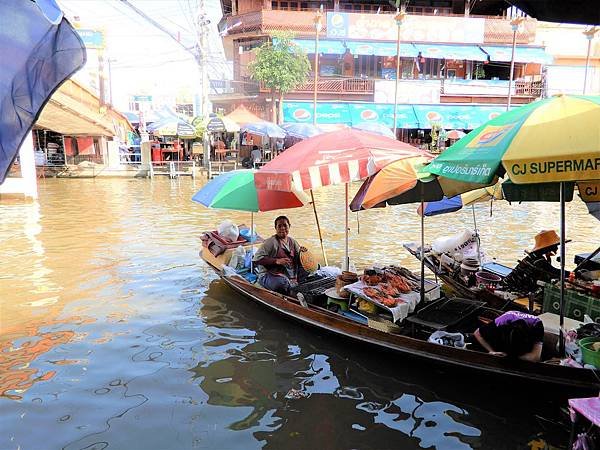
left=427, top=95, right=600, bottom=356
left=427, top=95, right=600, bottom=185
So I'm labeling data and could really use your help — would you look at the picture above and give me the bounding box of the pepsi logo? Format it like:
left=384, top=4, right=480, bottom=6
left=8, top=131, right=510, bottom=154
left=330, top=14, right=344, bottom=27
left=426, top=111, right=442, bottom=122
left=360, top=109, right=378, bottom=120
left=293, top=108, right=311, bottom=121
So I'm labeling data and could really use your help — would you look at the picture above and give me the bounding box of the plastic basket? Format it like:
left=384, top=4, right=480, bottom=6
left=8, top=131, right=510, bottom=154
left=475, top=271, right=502, bottom=290
left=578, top=337, right=600, bottom=368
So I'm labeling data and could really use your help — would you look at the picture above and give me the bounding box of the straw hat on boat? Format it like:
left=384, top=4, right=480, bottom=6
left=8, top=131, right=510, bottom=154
left=299, top=248, right=319, bottom=272
left=531, top=230, right=571, bottom=253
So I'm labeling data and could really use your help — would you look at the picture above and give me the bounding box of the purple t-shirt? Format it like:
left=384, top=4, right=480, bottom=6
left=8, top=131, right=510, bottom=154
left=495, top=311, right=541, bottom=328
left=479, top=310, right=544, bottom=352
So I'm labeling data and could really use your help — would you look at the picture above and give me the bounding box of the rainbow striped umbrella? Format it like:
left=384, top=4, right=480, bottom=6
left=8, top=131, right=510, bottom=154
left=192, top=169, right=308, bottom=212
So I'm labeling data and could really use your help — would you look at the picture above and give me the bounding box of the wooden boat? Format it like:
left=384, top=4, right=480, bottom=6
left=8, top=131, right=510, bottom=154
left=201, top=244, right=600, bottom=393
left=403, top=243, right=532, bottom=312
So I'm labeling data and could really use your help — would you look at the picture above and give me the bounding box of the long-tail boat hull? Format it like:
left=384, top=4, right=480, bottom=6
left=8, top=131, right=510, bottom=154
left=202, top=250, right=599, bottom=393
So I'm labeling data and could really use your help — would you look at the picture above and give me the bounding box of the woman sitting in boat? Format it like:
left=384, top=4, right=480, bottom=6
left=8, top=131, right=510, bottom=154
left=253, top=216, right=306, bottom=295
left=474, top=311, right=544, bottom=362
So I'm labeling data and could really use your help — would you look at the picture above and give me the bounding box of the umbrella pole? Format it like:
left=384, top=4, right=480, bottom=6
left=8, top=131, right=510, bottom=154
left=559, top=182, right=566, bottom=356
left=471, top=204, right=481, bottom=264
left=251, top=211, right=254, bottom=274
left=345, top=183, right=350, bottom=271
left=420, top=184, right=425, bottom=304
left=310, top=189, right=328, bottom=266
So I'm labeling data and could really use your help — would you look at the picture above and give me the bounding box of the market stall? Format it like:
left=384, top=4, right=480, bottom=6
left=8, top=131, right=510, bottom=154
left=206, top=115, right=241, bottom=161
left=147, top=118, right=196, bottom=162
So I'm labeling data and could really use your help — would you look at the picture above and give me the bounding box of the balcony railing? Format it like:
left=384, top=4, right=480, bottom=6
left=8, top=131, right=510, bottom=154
left=260, top=77, right=375, bottom=95
left=221, top=10, right=536, bottom=43
left=209, top=79, right=260, bottom=98
left=515, top=80, right=544, bottom=97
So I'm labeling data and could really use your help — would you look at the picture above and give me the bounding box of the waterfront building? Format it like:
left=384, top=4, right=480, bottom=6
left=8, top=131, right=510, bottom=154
left=212, top=0, right=598, bottom=144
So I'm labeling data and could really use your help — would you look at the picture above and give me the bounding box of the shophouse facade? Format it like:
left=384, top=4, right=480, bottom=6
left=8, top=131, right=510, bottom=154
left=211, top=0, right=595, bottom=142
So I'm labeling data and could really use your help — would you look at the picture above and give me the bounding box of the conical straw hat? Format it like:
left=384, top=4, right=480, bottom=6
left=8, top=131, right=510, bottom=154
left=300, top=249, right=319, bottom=272
left=531, top=230, right=571, bottom=252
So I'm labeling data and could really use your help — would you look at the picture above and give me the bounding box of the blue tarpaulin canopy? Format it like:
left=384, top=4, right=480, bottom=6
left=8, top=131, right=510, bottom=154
left=281, top=123, right=322, bottom=139
left=352, top=122, right=396, bottom=139
left=413, top=43, right=488, bottom=61
left=480, top=45, right=553, bottom=64
left=291, top=39, right=418, bottom=57
left=0, top=0, right=86, bottom=184
left=241, top=122, right=286, bottom=139
left=289, top=39, right=552, bottom=65
left=422, top=196, right=464, bottom=216
left=346, top=41, right=418, bottom=57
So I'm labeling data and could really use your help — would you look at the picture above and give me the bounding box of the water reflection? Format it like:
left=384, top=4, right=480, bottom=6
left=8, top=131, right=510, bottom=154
left=194, top=280, right=568, bottom=449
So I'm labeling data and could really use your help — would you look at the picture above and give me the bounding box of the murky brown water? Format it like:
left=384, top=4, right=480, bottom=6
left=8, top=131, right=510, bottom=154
left=1, top=177, right=597, bottom=449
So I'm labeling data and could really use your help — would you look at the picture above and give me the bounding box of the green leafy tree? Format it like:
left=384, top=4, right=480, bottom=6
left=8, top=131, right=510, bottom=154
left=249, top=32, right=310, bottom=123
left=192, top=116, right=207, bottom=139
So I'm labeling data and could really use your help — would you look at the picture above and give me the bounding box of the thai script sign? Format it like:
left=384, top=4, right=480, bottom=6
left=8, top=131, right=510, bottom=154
left=76, top=29, right=105, bottom=49
left=326, top=12, right=485, bottom=44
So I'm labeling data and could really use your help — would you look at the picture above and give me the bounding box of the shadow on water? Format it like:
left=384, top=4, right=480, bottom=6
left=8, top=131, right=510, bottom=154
left=192, top=279, right=572, bottom=450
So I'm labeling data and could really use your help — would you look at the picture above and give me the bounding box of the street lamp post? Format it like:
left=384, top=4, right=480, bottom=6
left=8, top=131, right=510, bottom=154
left=507, top=16, right=524, bottom=111
left=392, top=10, right=406, bottom=138
left=107, top=58, right=117, bottom=106
left=313, top=7, right=323, bottom=126
left=583, top=27, right=598, bottom=95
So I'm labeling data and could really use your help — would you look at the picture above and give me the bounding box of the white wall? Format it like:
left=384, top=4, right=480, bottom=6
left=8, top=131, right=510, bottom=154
left=374, top=80, right=440, bottom=104
left=546, top=65, right=600, bottom=96
left=0, top=132, right=38, bottom=199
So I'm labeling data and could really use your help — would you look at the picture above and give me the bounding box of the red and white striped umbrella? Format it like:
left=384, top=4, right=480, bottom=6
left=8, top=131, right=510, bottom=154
left=254, top=128, right=429, bottom=192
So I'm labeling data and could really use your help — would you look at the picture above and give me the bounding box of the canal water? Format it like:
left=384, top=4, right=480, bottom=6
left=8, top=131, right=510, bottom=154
left=1, top=177, right=597, bottom=450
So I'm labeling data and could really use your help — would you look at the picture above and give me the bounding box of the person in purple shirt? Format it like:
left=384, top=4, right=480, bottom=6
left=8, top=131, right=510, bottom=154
left=474, top=311, right=544, bottom=362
